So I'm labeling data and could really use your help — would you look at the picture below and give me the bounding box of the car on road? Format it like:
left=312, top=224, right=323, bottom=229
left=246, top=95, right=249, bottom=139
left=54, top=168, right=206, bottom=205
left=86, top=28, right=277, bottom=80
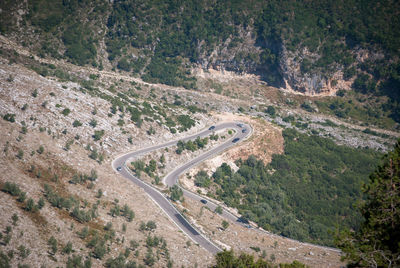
left=232, top=138, right=240, bottom=143
left=117, top=166, right=122, bottom=171
left=237, top=123, right=243, bottom=128
left=208, top=126, right=215, bottom=130
left=242, top=129, right=247, bottom=133
left=200, top=199, right=207, bottom=204
left=237, top=217, right=249, bottom=224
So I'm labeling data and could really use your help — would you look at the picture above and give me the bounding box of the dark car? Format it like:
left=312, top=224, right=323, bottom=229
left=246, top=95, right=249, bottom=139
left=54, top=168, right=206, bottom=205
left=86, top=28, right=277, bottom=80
left=237, top=217, right=249, bottom=224
left=208, top=126, right=215, bottom=130
left=232, top=138, right=240, bottom=143
left=117, top=166, right=122, bottom=171
left=237, top=123, right=243, bottom=128
left=200, top=199, right=207, bottom=204
left=242, top=129, right=247, bottom=133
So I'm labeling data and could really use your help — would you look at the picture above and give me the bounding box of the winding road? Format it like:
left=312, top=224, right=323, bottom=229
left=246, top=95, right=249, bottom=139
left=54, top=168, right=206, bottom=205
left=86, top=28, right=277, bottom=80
left=112, top=122, right=252, bottom=254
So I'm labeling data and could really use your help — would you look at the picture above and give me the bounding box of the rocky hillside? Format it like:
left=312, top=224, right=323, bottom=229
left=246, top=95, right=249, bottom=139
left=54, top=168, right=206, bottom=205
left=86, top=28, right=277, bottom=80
left=1, top=0, right=399, bottom=123
left=0, top=34, right=351, bottom=267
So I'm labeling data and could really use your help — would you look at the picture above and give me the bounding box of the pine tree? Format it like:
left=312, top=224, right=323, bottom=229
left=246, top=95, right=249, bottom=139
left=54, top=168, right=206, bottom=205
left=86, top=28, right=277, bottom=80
left=336, top=140, right=400, bottom=267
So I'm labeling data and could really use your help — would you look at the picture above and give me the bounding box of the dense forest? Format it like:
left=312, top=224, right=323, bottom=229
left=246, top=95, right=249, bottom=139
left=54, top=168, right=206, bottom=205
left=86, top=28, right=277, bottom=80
left=1, top=0, right=399, bottom=122
left=336, top=139, right=400, bottom=267
left=205, top=129, right=382, bottom=246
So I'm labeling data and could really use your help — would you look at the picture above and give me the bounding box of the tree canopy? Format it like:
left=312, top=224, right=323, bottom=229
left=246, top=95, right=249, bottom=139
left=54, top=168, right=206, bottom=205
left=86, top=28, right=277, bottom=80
left=336, top=139, right=400, bottom=267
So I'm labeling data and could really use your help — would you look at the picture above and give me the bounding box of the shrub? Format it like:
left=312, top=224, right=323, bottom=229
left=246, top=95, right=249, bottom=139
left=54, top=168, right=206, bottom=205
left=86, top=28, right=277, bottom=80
left=61, top=108, right=71, bottom=116
left=265, top=105, right=276, bottom=116
left=25, top=198, right=36, bottom=212
left=194, top=170, right=211, bottom=188
left=37, top=145, right=44, bottom=154
left=17, top=191, right=26, bottom=203
left=3, top=113, right=15, bottom=122
left=21, top=104, right=28, bottom=111
left=37, top=197, right=45, bottom=209
left=63, top=242, right=73, bottom=254
left=215, top=206, right=223, bottom=214
left=73, top=120, right=82, bottom=127
left=177, top=114, right=195, bottom=131
left=48, top=236, right=58, bottom=254
left=170, top=185, right=183, bottom=202
left=2, top=182, right=22, bottom=196
left=93, top=242, right=106, bottom=259
left=16, top=149, right=24, bottom=159
left=89, top=119, right=97, bottom=128
left=77, top=226, right=89, bottom=239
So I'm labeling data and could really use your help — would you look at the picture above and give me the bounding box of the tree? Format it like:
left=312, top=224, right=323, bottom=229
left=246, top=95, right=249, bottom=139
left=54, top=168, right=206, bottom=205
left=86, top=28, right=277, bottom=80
left=215, top=206, right=223, bottom=215
left=11, top=214, right=18, bottom=226
left=16, top=149, right=24, bottom=159
left=89, top=119, right=97, bottom=128
left=96, top=189, right=103, bottom=198
left=63, top=242, right=73, bottom=254
left=336, top=139, right=400, bottom=267
left=146, top=221, right=157, bottom=231
left=37, top=197, right=45, bottom=209
left=37, top=145, right=44, bottom=154
left=160, top=154, right=165, bottom=164
left=222, top=220, right=229, bottom=230
left=213, top=250, right=272, bottom=267
left=18, top=245, right=30, bottom=259
left=93, top=242, right=106, bottom=259
left=73, top=120, right=82, bottom=127
left=62, top=108, right=71, bottom=116
left=93, top=130, right=105, bottom=141
left=195, top=170, right=211, bottom=188
left=144, top=248, right=155, bottom=266
left=265, top=106, right=276, bottom=116
left=170, top=185, right=183, bottom=202
left=3, top=113, right=15, bottom=122
left=17, top=191, right=26, bottom=203
left=25, top=198, right=36, bottom=212
left=48, top=236, right=58, bottom=255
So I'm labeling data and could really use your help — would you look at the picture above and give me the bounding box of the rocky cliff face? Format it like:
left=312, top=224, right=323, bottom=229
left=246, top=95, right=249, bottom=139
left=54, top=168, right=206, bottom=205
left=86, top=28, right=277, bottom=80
left=196, top=36, right=345, bottom=96
left=279, top=45, right=336, bottom=95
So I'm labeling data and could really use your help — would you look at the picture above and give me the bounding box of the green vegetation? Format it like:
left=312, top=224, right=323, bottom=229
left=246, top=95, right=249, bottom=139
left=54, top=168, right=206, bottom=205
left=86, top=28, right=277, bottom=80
left=48, top=236, right=58, bottom=255
left=2, top=182, right=23, bottom=197
left=169, top=185, right=183, bottom=202
left=2, top=0, right=399, bottom=125
left=314, top=91, right=397, bottom=129
left=213, top=250, right=306, bottom=268
left=194, top=170, right=211, bottom=188
left=61, top=108, right=71, bottom=116
left=336, top=139, right=400, bottom=267
left=93, top=130, right=105, bottom=141
left=210, top=129, right=382, bottom=246
left=3, top=113, right=15, bottom=123
left=139, top=221, right=157, bottom=232
left=176, top=115, right=196, bottom=131
left=176, top=137, right=208, bottom=154
left=73, top=120, right=82, bottom=127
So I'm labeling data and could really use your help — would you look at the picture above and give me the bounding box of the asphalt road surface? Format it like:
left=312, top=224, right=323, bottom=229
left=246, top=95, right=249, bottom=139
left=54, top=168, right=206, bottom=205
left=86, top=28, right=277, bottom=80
left=112, top=122, right=251, bottom=254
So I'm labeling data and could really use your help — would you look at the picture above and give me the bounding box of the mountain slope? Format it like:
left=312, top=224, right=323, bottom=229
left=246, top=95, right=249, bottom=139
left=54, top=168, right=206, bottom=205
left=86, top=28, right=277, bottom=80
left=1, top=0, right=399, bottom=119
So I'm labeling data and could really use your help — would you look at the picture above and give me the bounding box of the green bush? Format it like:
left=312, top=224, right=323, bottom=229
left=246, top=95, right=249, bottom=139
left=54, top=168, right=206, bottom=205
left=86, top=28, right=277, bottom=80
left=61, top=108, right=71, bottom=116
left=2, top=182, right=22, bottom=196
left=93, top=130, right=105, bottom=141
left=73, top=120, right=82, bottom=127
left=3, top=113, right=15, bottom=122
left=194, top=170, right=211, bottom=188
